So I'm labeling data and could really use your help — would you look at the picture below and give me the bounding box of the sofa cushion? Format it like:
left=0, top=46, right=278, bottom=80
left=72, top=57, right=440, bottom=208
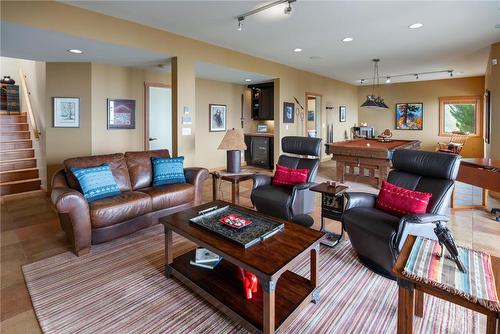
left=70, top=164, right=121, bottom=202
left=125, top=150, right=170, bottom=190
left=138, top=183, right=194, bottom=211
left=89, top=191, right=152, bottom=228
left=151, top=156, right=186, bottom=186
left=64, top=153, right=132, bottom=192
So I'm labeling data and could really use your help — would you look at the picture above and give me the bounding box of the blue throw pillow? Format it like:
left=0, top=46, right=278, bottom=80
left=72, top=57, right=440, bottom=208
left=71, top=164, right=121, bottom=202
left=151, top=156, right=186, bottom=186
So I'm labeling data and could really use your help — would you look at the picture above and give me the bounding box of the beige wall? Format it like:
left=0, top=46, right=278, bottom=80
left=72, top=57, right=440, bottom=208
left=194, top=79, right=246, bottom=169
left=1, top=1, right=359, bottom=167
left=358, top=76, right=485, bottom=157
left=485, top=42, right=500, bottom=160
left=45, top=63, right=92, bottom=183
left=91, top=63, right=171, bottom=155
left=1, top=57, right=47, bottom=188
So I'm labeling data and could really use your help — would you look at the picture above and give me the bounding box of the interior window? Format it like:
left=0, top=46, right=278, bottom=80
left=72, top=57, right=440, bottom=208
left=439, top=96, right=481, bottom=136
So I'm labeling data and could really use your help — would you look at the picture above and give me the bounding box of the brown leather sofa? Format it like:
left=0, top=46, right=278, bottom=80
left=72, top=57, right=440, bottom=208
left=50, top=150, right=208, bottom=256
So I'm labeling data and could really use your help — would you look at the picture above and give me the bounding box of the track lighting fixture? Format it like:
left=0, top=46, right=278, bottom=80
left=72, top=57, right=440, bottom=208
left=449, top=70, right=453, bottom=77
left=415, top=74, right=419, bottom=80
left=386, top=77, right=391, bottom=83
left=360, top=69, right=454, bottom=84
left=235, top=0, right=296, bottom=29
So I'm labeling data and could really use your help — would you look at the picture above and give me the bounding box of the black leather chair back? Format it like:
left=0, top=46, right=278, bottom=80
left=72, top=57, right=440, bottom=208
left=387, top=149, right=461, bottom=214
left=278, top=136, right=322, bottom=182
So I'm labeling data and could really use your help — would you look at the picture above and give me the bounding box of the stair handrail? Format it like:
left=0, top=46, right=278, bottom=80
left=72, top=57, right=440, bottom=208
left=18, top=67, right=41, bottom=140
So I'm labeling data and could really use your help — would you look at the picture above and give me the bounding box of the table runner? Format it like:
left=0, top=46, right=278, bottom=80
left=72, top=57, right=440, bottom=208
left=403, top=236, right=500, bottom=312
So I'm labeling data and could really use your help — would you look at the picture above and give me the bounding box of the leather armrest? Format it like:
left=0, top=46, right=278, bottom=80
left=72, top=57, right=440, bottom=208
left=400, top=213, right=450, bottom=224
left=292, top=182, right=315, bottom=192
left=51, top=169, right=92, bottom=256
left=344, top=192, right=377, bottom=210
left=184, top=167, right=209, bottom=205
left=252, top=174, right=272, bottom=190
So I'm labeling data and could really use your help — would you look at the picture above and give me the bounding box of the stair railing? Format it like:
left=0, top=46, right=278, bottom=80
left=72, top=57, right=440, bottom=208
left=18, top=67, right=41, bottom=140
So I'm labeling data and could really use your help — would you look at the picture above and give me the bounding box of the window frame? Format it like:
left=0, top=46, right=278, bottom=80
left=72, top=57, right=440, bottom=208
left=438, top=96, right=482, bottom=137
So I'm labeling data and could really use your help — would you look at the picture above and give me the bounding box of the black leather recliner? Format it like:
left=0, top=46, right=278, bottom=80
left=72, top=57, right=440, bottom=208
left=342, top=149, right=461, bottom=279
left=251, top=136, right=322, bottom=220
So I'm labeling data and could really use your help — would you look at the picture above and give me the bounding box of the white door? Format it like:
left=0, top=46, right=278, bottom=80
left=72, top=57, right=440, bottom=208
left=148, top=86, right=172, bottom=151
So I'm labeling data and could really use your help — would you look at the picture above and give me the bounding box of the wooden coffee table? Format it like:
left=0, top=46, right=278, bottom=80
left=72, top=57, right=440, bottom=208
left=160, top=200, right=325, bottom=334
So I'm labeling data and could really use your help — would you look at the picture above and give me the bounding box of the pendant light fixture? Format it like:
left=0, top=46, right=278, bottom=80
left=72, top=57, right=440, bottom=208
left=360, top=59, right=388, bottom=109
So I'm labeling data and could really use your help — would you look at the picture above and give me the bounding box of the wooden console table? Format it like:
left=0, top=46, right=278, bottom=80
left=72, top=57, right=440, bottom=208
left=393, top=235, right=500, bottom=334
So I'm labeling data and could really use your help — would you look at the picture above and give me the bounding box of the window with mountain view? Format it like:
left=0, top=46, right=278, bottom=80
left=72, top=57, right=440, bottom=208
left=439, top=96, right=482, bottom=136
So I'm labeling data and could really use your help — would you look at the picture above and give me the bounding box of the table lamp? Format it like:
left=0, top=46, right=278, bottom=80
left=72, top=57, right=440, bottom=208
left=218, top=128, right=247, bottom=173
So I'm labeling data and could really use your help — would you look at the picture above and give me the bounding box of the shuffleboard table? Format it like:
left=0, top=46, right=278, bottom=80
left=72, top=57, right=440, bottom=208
left=325, top=138, right=421, bottom=188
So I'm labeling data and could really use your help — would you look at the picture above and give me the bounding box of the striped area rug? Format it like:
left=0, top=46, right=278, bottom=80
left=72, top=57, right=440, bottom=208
left=23, top=225, right=480, bottom=333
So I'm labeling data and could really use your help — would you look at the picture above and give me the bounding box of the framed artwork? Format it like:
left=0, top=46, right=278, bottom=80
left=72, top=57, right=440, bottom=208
left=485, top=90, right=491, bottom=144
left=339, top=105, right=346, bottom=122
left=395, top=103, right=423, bottom=130
left=283, top=102, right=294, bottom=123
left=53, top=97, right=80, bottom=128
left=209, top=104, right=226, bottom=132
left=307, top=111, right=315, bottom=121
left=107, top=99, right=135, bottom=129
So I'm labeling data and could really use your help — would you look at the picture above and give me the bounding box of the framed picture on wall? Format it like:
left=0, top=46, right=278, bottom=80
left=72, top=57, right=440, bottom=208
left=53, top=97, right=80, bottom=128
left=283, top=102, right=294, bottom=123
left=107, top=99, right=136, bottom=129
left=339, top=105, right=347, bottom=122
left=209, top=104, right=226, bottom=132
left=395, top=103, right=423, bottom=130
left=485, top=90, right=491, bottom=144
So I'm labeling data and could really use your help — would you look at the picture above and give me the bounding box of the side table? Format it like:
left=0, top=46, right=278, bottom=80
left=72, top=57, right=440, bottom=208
left=211, top=171, right=255, bottom=205
left=310, top=182, right=348, bottom=247
left=393, top=235, right=500, bottom=334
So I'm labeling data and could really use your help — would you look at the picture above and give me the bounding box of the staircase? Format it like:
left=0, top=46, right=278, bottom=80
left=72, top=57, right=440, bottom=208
left=0, top=112, right=41, bottom=195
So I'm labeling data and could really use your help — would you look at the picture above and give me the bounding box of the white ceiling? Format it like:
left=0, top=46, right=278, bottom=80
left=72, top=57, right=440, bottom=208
left=196, top=61, right=274, bottom=84
left=65, top=0, right=500, bottom=84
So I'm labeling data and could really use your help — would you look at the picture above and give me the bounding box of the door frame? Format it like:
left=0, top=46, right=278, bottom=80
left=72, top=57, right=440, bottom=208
left=144, top=82, right=172, bottom=151
left=304, top=92, right=322, bottom=137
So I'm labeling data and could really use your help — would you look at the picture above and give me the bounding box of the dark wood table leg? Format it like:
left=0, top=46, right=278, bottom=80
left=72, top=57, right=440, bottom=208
left=485, top=313, right=498, bottom=334
left=311, top=244, right=320, bottom=304
left=414, top=290, right=424, bottom=317
left=164, top=228, right=173, bottom=278
left=262, top=279, right=276, bottom=334
left=212, top=174, right=218, bottom=201
left=397, top=285, right=414, bottom=334
left=232, top=181, right=239, bottom=205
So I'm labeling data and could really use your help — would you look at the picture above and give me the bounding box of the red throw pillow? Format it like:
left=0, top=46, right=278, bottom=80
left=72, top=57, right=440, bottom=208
left=376, top=181, right=432, bottom=217
left=272, top=164, right=309, bottom=187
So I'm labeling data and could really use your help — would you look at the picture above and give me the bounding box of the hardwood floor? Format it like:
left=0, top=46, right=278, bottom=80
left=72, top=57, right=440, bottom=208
left=1, top=160, right=499, bottom=333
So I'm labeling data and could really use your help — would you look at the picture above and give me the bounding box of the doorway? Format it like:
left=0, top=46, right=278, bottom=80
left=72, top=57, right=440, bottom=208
left=305, top=93, right=322, bottom=139
left=144, top=83, right=172, bottom=152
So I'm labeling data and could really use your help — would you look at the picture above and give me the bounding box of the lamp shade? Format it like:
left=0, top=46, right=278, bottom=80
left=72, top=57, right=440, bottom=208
left=218, top=128, right=247, bottom=151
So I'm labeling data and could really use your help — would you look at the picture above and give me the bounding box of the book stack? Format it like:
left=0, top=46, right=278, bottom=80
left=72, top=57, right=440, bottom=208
left=190, top=248, right=222, bottom=269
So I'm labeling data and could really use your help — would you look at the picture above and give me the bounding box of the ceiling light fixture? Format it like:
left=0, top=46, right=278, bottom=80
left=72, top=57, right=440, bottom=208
left=360, top=79, right=365, bottom=84
left=342, top=37, right=353, bottom=42
left=409, top=23, right=423, bottom=29
left=415, top=74, right=419, bottom=80
left=360, top=69, right=454, bottom=84
left=235, top=0, right=296, bottom=29
left=386, top=77, right=391, bottom=83
left=360, top=59, right=388, bottom=109
left=237, top=18, right=243, bottom=31
left=245, top=78, right=252, bottom=82
left=293, top=48, right=302, bottom=53
left=449, top=70, right=453, bottom=77
left=68, top=49, right=83, bottom=54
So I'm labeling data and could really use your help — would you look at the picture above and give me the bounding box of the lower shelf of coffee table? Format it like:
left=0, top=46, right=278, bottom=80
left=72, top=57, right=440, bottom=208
left=170, top=250, right=315, bottom=332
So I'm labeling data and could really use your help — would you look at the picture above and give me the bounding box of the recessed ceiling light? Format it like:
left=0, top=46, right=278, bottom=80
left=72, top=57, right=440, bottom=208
left=245, top=78, right=252, bottom=82
left=342, top=37, right=353, bottom=42
left=409, top=23, right=423, bottom=29
left=309, top=56, right=322, bottom=60
left=293, top=48, right=302, bottom=53
left=68, top=49, right=83, bottom=54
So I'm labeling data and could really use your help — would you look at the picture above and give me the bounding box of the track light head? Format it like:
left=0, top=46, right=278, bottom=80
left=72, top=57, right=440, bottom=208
left=237, top=18, right=243, bottom=31
left=415, top=74, right=419, bottom=80
left=449, top=70, right=453, bottom=77
left=284, top=2, right=292, bottom=15
left=386, top=77, right=391, bottom=83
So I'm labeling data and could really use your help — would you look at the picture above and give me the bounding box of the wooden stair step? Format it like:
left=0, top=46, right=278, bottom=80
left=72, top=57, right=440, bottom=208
left=0, top=168, right=39, bottom=182
left=0, top=158, right=36, bottom=172
left=0, top=123, right=29, bottom=131
left=0, top=131, right=31, bottom=141
left=0, top=148, right=35, bottom=161
left=0, top=140, right=32, bottom=150
left=0, top=178, right=41, bottom=196
left=0, top=114, right=28, bottom=124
